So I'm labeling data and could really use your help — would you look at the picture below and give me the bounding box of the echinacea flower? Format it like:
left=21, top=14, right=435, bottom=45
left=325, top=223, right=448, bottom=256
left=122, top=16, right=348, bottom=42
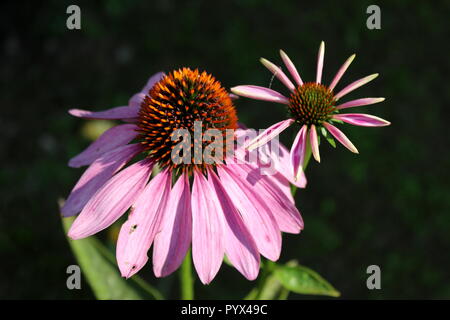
left=231, top=41, right=390, bottom=180
left=63, top=68, right=304, bottom=284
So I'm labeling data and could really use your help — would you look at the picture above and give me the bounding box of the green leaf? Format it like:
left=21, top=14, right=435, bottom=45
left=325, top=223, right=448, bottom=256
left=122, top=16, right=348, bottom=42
left=321, top=127, right=336, bottom=148
left=62, top=216, right=163, bottom=300
left=274, top=264, right=340, bottom=297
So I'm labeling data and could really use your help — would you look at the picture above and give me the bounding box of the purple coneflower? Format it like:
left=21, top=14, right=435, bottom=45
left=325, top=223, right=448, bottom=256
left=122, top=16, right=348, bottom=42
left=63, top=68, right=304, bottom=284
left=231, top=42, right=390, bottom=180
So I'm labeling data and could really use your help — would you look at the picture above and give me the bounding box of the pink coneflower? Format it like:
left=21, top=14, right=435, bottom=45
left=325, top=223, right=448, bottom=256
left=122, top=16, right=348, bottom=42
left=231, top=42, right=390, bottom=180
left=63, top=68, right=304, bottom=284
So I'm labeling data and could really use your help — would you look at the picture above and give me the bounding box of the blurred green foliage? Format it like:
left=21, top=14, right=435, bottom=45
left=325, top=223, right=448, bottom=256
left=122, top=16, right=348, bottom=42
left=1, top=0, right=449, bottom=299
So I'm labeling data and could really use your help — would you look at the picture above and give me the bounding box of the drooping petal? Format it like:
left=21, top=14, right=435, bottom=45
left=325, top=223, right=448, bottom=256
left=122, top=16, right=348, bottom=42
left=309, top=124, right=321, bottom=163
left=69, top=106, right=139, bottom=120
left=279, top=49, right=303, bottom=86
left=62, top=144, right=142, bottom=217
left=334, top=73, right=379, bottom=101
left=230, top=85, right=289, bottom=104
left=116, top=169, right=172, bottom=278
left=191, top=170, right=224, bottom=284
left=333, top=113, right=390, bottom=127
left=323, top=122, right=359, bottom=153
left=316, top=41, right=325, bottom=84
left=68, top=124, right=138, bottom=168
left=335, top=97, right=385, bottom=110
left=68, top=159, right=153, bottom=240
left=228, top=163, right=304, bottom=234
left=255, top=138, right=307, bottom=188
left=260, top=58, right=295, bottom=91
left=141, top=72, right=165, bottom=93
left=245, top=119, right=294, bottom=151
left=208, top=170, right=260, bottom=280
left=152, top=173, right=192, bottom=278
left=217, top=166, right=281, bottom=261
left=290, top=125, right=308, bottom=182
left=328, top=54, right=356, bottom=91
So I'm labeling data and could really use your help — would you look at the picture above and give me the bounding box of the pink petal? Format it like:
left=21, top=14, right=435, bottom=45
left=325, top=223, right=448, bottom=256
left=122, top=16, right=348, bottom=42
left=152, top=173, right=192, bottom=277
left=62, top=144, right=142, bottom=217
left=67, top=159, right=153, bottom=240
left=290, top=125, right=308, bottom=182
left=69, top=106, right=140, bottom=120
left=316, top=41, right=325, bottom=84
left=279, top=50, right=303, bottom=86
left=191, top=170, right=224, bottom=284
left=68, top=124, right=138, bottom=168
left=333, top=113, right=390, bottom=127
left=245, top=119, right=294, bottom=151
left=208, top=170, right=260, bottom=280
left=229, top=93, right=239, bottom=100
left=128, top=92, right=146, bottom=109
left=218, top=166, right=281, bottom=261
left=256, top=139, right=307, bottom=188
left=309, top=124, right=321, bottom=163
left=141, top=72, right=165, bottom=93
left=334, top=73, right=379, bottom=101
left=329, top=54, right=356, bottom=91
left=260, top=58, right=295, bottom=91
left=336, top=97, right=385, bottom=110
left=323, top=122, right=359, bottom=153
left=116, top=169, right=172, bottom=278
left=230, top=85, right=289, bottom=104
left=228, top=163, right=304, bottom=234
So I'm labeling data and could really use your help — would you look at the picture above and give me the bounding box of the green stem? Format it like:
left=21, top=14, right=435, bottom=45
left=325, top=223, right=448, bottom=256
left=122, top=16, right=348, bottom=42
left=180, top=250, right=194, bottom=300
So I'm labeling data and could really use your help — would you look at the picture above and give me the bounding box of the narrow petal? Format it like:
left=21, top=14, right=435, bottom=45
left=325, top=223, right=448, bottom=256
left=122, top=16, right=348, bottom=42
left=191, top=170, right=224, bottom=284
left=208, top=170, right=260, bottom=280
left=152, top=173, right=192, bottom=277
left=260, top=58, right=295, bottom=91
left=279, top=50, right=303, bottom=86
left=62, top=144, right=142, bottom=217
left=333, top=113, right=390, bottom=127
left=316, top=41, right=325, bottom=84
left=228, top=163, right=304, bottom=234
left=309, top=124, right=321, bottom=163
left=68, top=124, right=138, bottom=168
left=329, top=54, right=356, bottom=91
left=67, top=159, right=153, bottom=240
left=69, top=106, right=139, bottom=120
left=336, top=97, right=385, bottom=110
left=323, top=122, right=359, bottom=153
left=218, top=166, right=281, bottom=261
left=245, top=119, right=294, bottom=151
left=230, top=85, right=289, bottom=104
left=142, top=72, right=165, bottom=93
left=116, top=169, right=172, bottom=278
left=290, top=125, right=308, bottom=182
left=334, top=74, right=379, bottom=101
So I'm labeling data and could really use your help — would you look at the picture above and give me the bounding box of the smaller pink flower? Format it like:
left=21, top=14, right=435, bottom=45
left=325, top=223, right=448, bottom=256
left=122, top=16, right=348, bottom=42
left=231, top=41, right=390, bottom=180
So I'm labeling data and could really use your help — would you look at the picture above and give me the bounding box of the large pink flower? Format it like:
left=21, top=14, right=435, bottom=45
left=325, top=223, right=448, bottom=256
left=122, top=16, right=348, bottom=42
left=63, top=68, right=304, bottom=284
left=231, top=42, right=390, bottom=180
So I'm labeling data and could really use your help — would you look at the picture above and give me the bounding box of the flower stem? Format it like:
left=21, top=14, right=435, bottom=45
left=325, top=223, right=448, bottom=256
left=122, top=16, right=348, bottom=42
left=180, top=249, right=194, bottom=300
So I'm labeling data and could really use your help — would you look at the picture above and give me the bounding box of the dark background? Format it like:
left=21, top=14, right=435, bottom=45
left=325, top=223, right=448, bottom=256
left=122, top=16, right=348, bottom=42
left=1, top=0, right=449, bottom=299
